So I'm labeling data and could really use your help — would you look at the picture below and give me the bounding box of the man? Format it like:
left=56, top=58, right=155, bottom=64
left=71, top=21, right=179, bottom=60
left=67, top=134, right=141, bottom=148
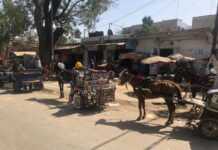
left=68, top=61, right=85, bottom=107
left=34, top=55, right=42, bottom=69
left=207, top=63, right=217, bottom=88
left=208, top=63, right=217, bottom=75
left=55, top=58, right=65, bottom=98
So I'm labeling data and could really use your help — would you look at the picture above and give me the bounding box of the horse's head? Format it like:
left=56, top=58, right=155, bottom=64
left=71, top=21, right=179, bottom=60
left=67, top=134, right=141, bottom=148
left=119, top=69, right=132, bottom=85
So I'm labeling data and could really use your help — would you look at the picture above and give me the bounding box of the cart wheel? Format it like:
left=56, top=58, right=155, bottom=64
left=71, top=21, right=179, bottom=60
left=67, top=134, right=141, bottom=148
left=199, top=119, right=218, bottom=139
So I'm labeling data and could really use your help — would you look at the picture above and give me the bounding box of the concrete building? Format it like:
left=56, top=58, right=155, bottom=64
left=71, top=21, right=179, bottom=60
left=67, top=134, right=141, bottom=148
left=122, top=24, right=143, bottom=35
left=135, top=28, right=215, bottom=74
left=122, top=19, right=190, bottom=35
left=80, top=35, right=137, bottom=66
left=136, top=28, right=212, bottom=58
left=193, top=15, right=216, bottom=29
left=153, top=19, right=190, bottom=32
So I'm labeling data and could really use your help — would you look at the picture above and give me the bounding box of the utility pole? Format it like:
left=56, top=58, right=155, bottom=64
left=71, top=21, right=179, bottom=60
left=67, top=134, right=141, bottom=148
left=211, top=1, right=218, bottom=56
left=50, top=0, right=54, bottom=62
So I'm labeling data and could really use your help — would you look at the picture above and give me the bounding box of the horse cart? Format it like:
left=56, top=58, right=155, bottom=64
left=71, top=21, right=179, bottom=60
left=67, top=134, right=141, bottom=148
left=184, top=89, right=218, bottom=139
left=13, top=69, right=43, bottom=92
left=69, top=70, right=116, bottom=109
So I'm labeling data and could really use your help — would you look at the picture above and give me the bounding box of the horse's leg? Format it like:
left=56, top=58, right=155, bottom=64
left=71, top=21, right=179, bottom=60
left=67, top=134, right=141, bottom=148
left=142, top=99, right=146, bottom=119
left=191, top=87, right=197, bottom=98
left=165, top=97, right=176, bottom=126
left=58, top=79, right=64, bottom=98
left=136, top=99, right=142, bottom=121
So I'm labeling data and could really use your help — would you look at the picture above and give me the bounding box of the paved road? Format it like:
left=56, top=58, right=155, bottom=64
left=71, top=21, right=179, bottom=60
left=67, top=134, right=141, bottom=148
left=0, top=84, right=217, bottom=150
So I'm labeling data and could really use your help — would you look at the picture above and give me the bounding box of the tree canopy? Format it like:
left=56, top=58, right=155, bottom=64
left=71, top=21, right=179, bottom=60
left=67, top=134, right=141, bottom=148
left=15, top=0, right=115, bottom=64
left=0, top=0, right=28, bottom=51
left=142, top=16, right=157, bottom=33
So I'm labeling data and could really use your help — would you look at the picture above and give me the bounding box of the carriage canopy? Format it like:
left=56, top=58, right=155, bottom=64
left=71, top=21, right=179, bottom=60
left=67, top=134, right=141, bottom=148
left=169, top=53, right=195, bottom=62
left=141, top=56, right=176, bottom=64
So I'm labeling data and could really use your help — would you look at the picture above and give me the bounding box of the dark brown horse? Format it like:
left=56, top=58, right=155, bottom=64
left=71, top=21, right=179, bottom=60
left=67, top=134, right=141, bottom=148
left=174, top=62, right=216, bottom=99
left=119, top=69, right=184, bottom=125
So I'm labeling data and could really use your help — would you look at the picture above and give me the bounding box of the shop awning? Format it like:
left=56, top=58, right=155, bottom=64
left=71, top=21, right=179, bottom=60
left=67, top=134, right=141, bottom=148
left=168, top=53, right=196, bottom=62
left=14, top=51, right=36, bottom=56
left=87, top=42, right=126, bottom=51
left=119, top=52, right=144, bottom=61
left=55, top=45, right=81, bottom=53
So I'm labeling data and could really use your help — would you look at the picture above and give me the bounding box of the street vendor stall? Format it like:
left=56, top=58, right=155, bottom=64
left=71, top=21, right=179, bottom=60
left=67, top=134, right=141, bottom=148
left=69, top=69, right=116, bottom=109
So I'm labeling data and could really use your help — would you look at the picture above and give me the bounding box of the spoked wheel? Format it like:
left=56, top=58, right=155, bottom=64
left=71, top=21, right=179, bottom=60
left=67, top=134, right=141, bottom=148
left=190, top=105, right=204, bottom=117
left=199, top=119, right=218, bottom=139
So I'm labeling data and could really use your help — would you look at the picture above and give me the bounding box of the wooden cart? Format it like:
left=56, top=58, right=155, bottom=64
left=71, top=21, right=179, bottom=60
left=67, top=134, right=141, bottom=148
left=70, top=70, right=116, bottom=109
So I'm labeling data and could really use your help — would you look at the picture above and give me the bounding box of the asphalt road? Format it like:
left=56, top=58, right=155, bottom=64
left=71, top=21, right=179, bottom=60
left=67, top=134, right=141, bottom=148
left=0, top=83, right=217, bottom=150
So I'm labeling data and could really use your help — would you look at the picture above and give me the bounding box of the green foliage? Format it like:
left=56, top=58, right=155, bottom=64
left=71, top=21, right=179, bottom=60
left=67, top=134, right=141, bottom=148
left=142, top=16, right=157, bottom=33
left=0, top=0, right=27, bottom=51
left=79, top=0, right=114, bottom=30
left=24, top=0, right=115, bottom=33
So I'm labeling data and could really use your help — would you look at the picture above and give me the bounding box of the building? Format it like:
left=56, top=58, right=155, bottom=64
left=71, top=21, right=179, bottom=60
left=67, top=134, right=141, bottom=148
left=153, top=19, right=190, bottom=32
left=122, top=19, right=191, bottom=35
left=192, top=15, right=216, bottom=29
left=121, top=14, right=218, bottom=74
left=82, top=35, right=137, bottom=66
left=135, top=28, right=215, bottom=73
left=136, top=28, right=212, bottom=59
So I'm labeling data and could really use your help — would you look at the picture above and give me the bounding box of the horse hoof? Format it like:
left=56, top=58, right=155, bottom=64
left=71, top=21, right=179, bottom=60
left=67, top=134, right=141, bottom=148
left=165, top=121, right=173, bottom=126
left=136, top=117, right=141, bottom=121
left=142, top=115, right=146, bottom=120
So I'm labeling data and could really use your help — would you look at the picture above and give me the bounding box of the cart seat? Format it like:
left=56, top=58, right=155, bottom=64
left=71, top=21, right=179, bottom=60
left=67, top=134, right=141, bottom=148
left=208, top=89, right=218, bottom=94
left=183, top=97, right=206, bottom=107
left=23, top=80, right=41, bottom=84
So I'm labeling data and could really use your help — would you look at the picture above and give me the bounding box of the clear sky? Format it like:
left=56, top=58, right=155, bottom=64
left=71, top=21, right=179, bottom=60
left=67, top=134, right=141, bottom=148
left=94, top=0, right=218, bottom=33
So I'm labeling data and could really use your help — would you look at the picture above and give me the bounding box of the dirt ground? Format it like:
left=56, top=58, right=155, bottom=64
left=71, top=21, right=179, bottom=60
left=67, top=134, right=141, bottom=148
left=0, top=82, right=217, bottom=150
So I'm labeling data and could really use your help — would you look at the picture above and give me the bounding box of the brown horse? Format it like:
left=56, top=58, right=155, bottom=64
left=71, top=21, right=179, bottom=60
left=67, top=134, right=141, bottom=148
left=119, top=69, right=184, bottom=125
left=174, top=62, right=216, bottom=100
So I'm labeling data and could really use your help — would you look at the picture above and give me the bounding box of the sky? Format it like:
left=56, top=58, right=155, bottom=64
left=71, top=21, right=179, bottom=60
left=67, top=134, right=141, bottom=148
left=94, top=0, right=218, bottom=33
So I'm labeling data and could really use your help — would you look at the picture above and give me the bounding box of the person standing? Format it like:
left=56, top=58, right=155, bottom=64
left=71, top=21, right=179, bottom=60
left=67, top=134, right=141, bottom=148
left=55, top=58, right=65, bottom=98
left=68, top=61, right=85, bottom=107
left=207, top=63, right=217, bottom=88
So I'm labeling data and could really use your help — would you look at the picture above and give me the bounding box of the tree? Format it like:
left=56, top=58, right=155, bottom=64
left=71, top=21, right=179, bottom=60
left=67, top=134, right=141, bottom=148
left=0, top=0, right=28, bottom=52
left=19, top=0, right=115, bottom=65
left=142, top=16, right=156, bottom=33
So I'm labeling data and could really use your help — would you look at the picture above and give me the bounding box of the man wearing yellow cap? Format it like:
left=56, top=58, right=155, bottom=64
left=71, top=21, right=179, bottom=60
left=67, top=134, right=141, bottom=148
left=74, top=61, right=84, bottom=70
left=68, top=61, right=85, bottom=105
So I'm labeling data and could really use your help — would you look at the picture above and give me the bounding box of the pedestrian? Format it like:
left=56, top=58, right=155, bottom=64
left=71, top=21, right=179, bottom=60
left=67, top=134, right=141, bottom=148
left=55, top=58, right=65, bottom=98
left=68, top=61, right=85, bottom=107
left=207, top=63, right=217, bottom=88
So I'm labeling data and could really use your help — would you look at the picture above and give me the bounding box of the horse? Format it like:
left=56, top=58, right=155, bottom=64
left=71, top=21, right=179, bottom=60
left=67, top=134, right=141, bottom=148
left=174, top=62, right=215, bottom=100
left=119, top=69, right=184, bottom=126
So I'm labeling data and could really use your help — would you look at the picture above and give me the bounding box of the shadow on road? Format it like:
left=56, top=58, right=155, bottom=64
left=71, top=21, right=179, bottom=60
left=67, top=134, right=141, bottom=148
left=124, top=91, right=137, bottom=98
left=153, top=109, right=197, bottom=121
left=26, top=98, right=104, bottom=118
left=0, top=89, right=34, bottom=95
left=95, top=119, right=218, bottom=150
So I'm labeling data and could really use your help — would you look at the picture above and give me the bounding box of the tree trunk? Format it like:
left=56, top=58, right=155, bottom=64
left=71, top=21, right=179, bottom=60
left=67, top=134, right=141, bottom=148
left=39, top=36, right=52, bottom=66
left=37, top=23, right=52, bottom=66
